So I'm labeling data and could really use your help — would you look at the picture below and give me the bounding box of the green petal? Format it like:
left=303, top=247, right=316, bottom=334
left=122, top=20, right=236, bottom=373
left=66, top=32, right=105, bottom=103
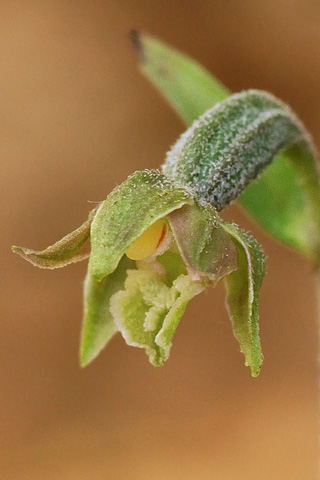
left=221, top=222, right=265, bottom=377
left=136, top=35, right=320, bottom=264
left=80, top=256, right=134, bottom=367
left=11, top=212, right=95, bottom=269
left=110, top=267, right=204, bottom=366
left=168, top=202, right=238, bottom=281
left=131, top=31, right=228, bottom=125
left=89, top=170, right=193, bottom=281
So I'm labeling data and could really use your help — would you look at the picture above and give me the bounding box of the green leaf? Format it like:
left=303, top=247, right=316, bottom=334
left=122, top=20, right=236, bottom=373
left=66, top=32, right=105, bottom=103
left=136, top=35, right=320, bottom=264
left=240, top=144, right=320, bottom=262
left=11, top=212, right=95, bottom=269
left=80, top=255, right=134, bottom=367
left=110, top=267, right=204, bottom=366
left=131, top=31, right=228, bottom=125
left=221, top=222, right=265, bottom=377
left=168, top=202, right=238, bottom=281
left=89, top=169, right=193, bottom=281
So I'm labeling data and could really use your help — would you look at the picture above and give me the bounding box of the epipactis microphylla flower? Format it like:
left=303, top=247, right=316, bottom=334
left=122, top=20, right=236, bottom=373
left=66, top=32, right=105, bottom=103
left=12, top=87, right=320, bottom=377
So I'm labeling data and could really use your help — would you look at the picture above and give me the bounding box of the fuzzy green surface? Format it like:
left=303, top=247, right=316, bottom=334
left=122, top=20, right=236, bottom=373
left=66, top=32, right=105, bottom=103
left=168, top=202, right=238, bottom=281
left=164, top=90, right=306, bottom=211
left=81, top=256, right=134, bottom=367
left=222, top=222, right=265, bottom=377
left=89, top=169, right=193, bottom=281
left=11, top=213, right=93, bottom=269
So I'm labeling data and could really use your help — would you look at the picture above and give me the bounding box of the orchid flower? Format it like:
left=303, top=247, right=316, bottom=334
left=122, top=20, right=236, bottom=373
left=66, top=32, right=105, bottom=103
left=12, top=37, right=320, bottom=378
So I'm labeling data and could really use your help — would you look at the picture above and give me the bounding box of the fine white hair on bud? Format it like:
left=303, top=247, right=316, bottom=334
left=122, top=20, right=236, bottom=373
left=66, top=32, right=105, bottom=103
left=163, top=90, right=310, bottom=211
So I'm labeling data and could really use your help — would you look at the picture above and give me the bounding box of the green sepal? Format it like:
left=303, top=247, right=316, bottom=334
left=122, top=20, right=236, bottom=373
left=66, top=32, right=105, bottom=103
left=80, top=255, right=134, bottom=367
left=221, top=222, right=265, bottom=377
left=136, top=35, right=320, bottom=264
left=110, top=267, right=204, bottom=366
left=168, top=202, right=238, bottom=281
left=131, top=31, right=228, bottom=125
left=11, top=212, right=95, bottom=269
left=89, top=169, right=193, bottom=281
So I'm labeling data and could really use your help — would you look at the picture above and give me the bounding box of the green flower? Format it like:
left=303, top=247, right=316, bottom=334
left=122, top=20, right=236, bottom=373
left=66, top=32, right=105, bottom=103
left=12, top=166, right=265, bottom=377
left=12, top=32, right=320, bottom=379
left=15, top=84, right=320, bottom=378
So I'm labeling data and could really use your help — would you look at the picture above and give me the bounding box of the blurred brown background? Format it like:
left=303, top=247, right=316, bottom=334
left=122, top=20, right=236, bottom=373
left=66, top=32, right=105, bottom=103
left=2, top=1, right=320, bottom=479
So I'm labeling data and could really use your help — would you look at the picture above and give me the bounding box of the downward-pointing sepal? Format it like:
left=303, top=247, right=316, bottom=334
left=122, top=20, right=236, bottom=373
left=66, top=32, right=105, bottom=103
left=221, top=222, right=265, bottom=377
left=80, top=255, right=135, bottom=367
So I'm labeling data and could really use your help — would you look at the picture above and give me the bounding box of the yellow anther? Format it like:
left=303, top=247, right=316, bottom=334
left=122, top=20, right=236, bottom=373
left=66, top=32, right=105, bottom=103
left=126, top=219, right=167, bottom=260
